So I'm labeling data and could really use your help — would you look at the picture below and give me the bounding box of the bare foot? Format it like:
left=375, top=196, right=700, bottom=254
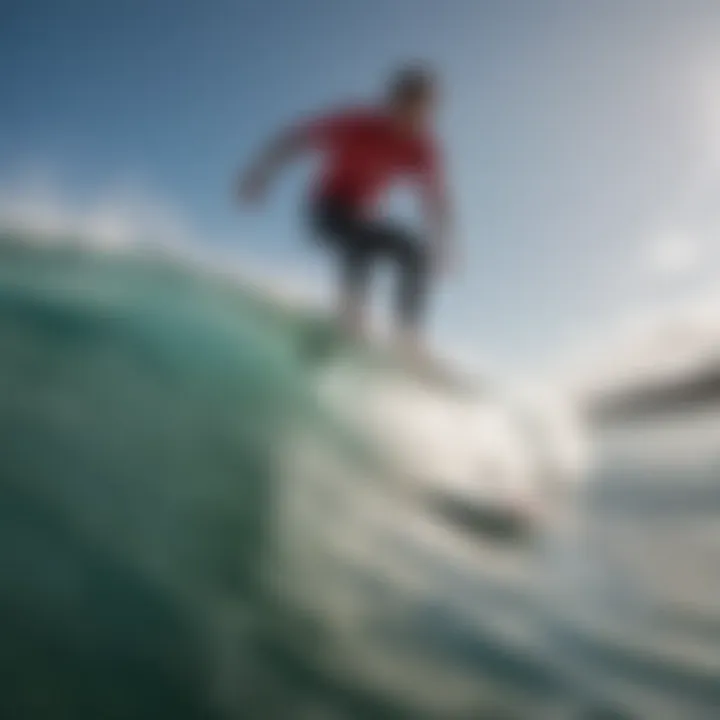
left=395, top=329, right=431, bottom=368
left=337, top=298, right=367, bottom=345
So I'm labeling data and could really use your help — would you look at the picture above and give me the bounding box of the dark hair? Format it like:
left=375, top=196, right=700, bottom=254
left=388, top=65, right=436, bottom=104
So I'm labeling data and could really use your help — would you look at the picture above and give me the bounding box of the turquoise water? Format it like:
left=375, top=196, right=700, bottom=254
left=2, top=233, right=719, bottom=720
left=0, top=235, right=321, bottom=718
left=0, top=234, right=556, bottom=719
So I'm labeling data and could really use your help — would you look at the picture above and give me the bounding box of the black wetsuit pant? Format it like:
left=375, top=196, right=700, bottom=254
left=311, top=195, right=429, bottom=329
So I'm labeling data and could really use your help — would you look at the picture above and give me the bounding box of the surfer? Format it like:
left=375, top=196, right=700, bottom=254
left=238, top=65, right=452, bottom=361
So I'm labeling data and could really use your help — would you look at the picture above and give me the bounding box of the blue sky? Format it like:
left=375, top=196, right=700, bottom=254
left=3, top=0, right=720, bottom=372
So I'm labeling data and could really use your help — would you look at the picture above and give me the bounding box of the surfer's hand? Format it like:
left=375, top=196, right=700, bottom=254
left=429, top=241, right=455, bottom=277
left=238, top=169, right=268, bottom=205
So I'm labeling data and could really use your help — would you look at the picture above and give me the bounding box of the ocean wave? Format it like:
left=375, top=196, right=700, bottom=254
left=2, top=230, right=717, bottom=719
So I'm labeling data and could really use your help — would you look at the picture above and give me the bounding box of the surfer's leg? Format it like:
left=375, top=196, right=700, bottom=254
left=364, top=222, right=430, bottom=354
left=396, top=238, right=429, bottom=331
left=395, top=239, right=430, bottom=360
left=337, top=242, right=372, bottom=340
left=310, top=197, right=373, bottom=341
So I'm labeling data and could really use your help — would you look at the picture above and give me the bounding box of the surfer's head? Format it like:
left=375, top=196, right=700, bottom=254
left=387, top=64, right=437, bottom=130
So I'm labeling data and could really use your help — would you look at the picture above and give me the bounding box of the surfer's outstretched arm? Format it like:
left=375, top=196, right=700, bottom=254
left=417, top=142, right=453, bottom=275
left=238, top=110, right=354, bottom=203
left=238, top=127, right=310, bottom=203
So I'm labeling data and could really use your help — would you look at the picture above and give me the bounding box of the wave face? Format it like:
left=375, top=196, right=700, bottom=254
left=0, top=234, right=323, bottom=719
left=0, top=233, right=566, bottom=719
left=2, top=232, right=717, bottom=720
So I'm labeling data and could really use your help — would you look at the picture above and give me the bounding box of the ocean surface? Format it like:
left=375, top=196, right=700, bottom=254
left=0, top=232, right=717, bottom=720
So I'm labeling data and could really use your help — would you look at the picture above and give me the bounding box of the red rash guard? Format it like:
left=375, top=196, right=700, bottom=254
left=296, top=107, right=444, bottom=214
